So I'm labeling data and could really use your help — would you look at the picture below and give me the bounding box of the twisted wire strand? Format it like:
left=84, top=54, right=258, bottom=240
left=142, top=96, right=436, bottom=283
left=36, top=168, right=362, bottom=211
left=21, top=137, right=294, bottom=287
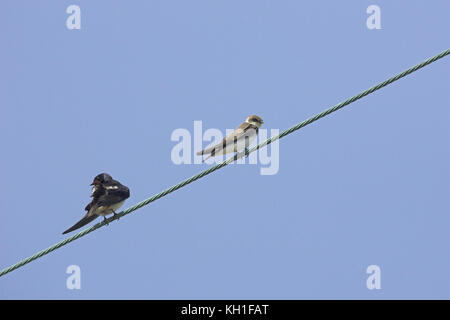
left=1, top=48, right=449, bottom=278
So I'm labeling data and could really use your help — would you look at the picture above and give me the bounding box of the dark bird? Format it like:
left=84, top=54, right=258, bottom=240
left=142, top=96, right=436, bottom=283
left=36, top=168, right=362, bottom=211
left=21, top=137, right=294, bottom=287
left=62, top=173, right=130, bottom=234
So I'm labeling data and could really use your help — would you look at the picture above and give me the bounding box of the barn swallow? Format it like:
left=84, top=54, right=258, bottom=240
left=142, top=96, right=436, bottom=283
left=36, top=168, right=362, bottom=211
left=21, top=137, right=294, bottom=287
left=62, top=173, right=130, bottom=234
left=197, top=115, right=264, bottom=162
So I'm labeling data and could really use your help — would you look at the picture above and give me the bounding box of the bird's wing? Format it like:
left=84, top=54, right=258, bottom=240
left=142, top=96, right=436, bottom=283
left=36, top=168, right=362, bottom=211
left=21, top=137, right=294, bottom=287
left=96, top=182, right=130, bottom=207
left=196, top=123, right=256, bottom=156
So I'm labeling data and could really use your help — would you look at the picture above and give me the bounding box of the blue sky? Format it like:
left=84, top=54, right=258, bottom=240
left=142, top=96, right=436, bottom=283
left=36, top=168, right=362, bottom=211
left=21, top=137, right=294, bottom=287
left=1, top=1, right=449, bottom=299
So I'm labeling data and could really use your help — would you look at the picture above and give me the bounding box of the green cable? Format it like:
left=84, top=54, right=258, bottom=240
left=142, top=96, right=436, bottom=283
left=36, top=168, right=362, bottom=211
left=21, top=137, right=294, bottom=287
left=1, top=48, right=449, bottom=278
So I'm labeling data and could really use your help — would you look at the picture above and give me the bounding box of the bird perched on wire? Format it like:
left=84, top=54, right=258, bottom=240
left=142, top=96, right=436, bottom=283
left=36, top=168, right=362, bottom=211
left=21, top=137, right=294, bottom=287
left=62, top=173, right=130, bottom=234
left=197, top=115, right=264, bottom=162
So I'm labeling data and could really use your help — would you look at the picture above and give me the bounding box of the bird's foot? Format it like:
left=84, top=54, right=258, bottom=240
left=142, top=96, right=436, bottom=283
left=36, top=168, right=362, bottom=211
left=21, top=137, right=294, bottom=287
left=245, top=147, right=250, bottom=158
left=103, top=216, right=109, bottom=226
left=113, top=210, right=120, bottom=221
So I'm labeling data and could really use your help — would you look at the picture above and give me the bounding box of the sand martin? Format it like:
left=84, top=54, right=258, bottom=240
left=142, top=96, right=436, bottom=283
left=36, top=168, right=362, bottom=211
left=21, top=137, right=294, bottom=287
left=197, top=115, right=264, bottom=161
left=62, top=173, right=130, bottom=234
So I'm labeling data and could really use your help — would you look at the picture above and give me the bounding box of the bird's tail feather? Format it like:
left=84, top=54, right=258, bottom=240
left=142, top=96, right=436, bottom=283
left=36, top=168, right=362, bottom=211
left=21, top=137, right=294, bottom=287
left=62, top=214, right=98, bottom=234
left=202, top=154, right=213, bottom=163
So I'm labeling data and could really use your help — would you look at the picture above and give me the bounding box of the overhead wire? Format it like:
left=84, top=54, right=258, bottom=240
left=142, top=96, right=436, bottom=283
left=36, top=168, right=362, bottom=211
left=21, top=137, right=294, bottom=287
left=1, top=48, right=449, bottom=278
